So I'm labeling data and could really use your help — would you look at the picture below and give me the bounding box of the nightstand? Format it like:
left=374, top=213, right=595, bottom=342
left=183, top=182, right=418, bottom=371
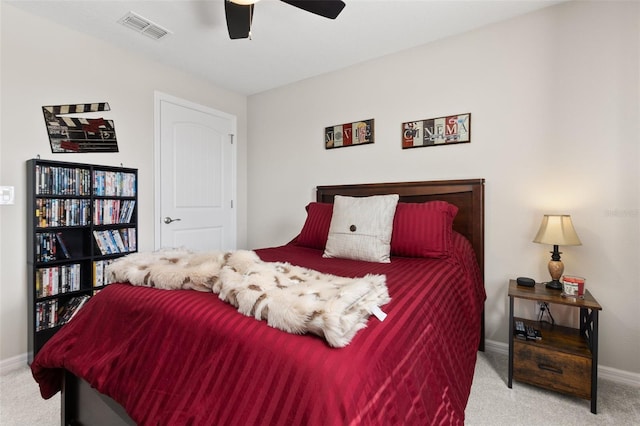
left=507, top=279, right=602, bottom=414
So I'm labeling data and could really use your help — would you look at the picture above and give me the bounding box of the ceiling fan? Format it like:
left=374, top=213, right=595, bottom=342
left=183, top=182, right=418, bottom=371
left=225, top=0, right=346, bottom=39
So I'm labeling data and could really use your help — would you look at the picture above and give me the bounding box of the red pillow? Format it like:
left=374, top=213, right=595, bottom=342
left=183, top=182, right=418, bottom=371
left=390, top=201, right=458, bottom=258
left=295, top=202, right=334, bottom=250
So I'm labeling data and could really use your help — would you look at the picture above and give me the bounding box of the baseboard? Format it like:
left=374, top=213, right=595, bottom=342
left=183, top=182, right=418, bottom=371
left=484, top=339, right=509, bottom=356
left=0, top=352, right=28, bottom=375
left=599, top=364, right=640, bottom=388
left=484, top=339, right=640, bottom=388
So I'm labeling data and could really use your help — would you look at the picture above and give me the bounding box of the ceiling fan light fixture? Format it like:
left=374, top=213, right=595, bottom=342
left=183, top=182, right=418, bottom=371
left=225, top=0, right=345, bottom=40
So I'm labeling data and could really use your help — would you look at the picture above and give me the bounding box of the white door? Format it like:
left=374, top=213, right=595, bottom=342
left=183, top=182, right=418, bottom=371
left=154, top=93, right=236, bottom=251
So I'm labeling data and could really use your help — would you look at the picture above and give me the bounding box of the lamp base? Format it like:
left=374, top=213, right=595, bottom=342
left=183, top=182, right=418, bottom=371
left=545, top=279, right=563, bottom=290
left=546, top=253, right=564, bottom=291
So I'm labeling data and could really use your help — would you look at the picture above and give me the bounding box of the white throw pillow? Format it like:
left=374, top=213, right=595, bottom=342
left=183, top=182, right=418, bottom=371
left=323, top=194, right=399, bottom=263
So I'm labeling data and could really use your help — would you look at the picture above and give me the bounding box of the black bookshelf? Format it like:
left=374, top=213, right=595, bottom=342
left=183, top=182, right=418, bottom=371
left=26, top=159, right=138, bottom=363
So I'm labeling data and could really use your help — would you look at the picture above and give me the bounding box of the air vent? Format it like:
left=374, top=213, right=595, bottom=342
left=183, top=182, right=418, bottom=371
left=118, top=11, right=171, bottom=41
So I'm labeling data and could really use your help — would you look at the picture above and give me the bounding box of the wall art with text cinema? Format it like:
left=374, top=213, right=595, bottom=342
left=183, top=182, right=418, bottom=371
left=325, top=119, right=374, bottom=149
left=42, top=103, right=119, bottom=153
left=401, top=113, right=471, bottom=149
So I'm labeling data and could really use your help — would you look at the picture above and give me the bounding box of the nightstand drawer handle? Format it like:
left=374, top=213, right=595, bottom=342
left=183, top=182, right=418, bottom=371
left=538, top=363, right=563, bottom=375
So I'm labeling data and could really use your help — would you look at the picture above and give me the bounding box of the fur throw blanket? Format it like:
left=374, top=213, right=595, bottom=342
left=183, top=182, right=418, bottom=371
left=107, top=249, right=390, bottom=348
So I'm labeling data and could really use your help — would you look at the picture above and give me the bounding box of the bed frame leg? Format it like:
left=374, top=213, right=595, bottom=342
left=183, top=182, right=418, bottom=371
left=61, top=371, right=78, bottom=425
left=478, top=310, right=485, bottom=352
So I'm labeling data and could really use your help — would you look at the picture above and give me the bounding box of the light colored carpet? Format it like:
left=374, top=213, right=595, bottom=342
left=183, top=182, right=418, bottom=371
left=466, top=352, right=640, bottom=425
left=0, top=365, right=58, bottom=425
left=0, top=351, right=638, bottom=425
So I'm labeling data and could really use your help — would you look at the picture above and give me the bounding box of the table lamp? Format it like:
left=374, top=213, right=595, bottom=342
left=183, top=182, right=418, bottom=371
left=533, top=214, right=582, bottom=290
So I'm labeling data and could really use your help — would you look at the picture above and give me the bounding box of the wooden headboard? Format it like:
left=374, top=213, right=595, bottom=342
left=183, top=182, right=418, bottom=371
left=316, top=179, right=485, bottom=276
left=317, top=179, right=485, bottom=350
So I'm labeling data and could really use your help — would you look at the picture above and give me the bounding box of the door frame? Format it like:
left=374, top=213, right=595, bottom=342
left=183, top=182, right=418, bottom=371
left=153, top=91, right=238, bottom=250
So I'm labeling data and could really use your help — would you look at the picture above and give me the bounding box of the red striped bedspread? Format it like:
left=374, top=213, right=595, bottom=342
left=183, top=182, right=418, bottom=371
left=31, top=234, right=484, bottom=425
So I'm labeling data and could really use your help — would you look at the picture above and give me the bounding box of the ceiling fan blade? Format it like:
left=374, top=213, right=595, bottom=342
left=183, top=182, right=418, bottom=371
left=224, top=1, right=253, bottom=39
left=281, top=0, right=346, bottom=19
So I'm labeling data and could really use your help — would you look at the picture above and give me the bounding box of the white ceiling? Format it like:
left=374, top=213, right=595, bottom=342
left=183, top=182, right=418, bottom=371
left=8, top=0, right=563, bottom=95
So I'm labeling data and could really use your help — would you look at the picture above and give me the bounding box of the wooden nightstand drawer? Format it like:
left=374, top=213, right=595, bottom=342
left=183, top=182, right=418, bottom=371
left=513, top=340, right=591, bottom=399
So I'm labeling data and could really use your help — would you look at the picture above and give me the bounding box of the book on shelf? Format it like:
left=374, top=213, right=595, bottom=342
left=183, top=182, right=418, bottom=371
left=93, top=230, right=110, bottom=254
left=93, top=260, right=103, bottom=287
left=58, top=295, right=90, bottom=326
left=93, top=259, right=116, bottom=287
left=35, top=199, right=91, bottom=227
left=104, top=230, right=118, bottom=253
left=121, top=200, right=136, bottom=223
left=36, top=299, right=58, bottom=331
left=93, top=229, right=136, bottom=255
left=94, top=198, right=136, bottom=225
left=36, top=233, right=58, bottom=262
left=93, top=171, right=136, bottom=197
left=110, top=229, right=126, bottom=252
left=35, top=165, right=91, bottom=196
left=36, top=264, right=81, bottom=298
left=36, top=267, right=58, bottom=298
left=56, top=232, right=71, bottom=258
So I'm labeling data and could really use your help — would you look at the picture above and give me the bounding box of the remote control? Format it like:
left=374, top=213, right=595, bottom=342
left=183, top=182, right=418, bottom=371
left=515, top=320, right=526, bottom=339
left=526, top=325, right=537, bottom=340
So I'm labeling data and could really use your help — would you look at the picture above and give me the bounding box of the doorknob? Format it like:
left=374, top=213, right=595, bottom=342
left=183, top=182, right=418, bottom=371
left=163, top=216, right=182, bottom=224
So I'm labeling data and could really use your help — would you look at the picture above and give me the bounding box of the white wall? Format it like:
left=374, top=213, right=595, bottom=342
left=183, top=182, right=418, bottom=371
left=0, top=4, right=248, bottom=363
left=247, top=1, right=639, bottom=375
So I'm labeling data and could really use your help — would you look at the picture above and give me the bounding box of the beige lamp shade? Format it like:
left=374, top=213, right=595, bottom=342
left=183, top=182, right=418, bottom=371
left=533, top=215, right=582, bottom=246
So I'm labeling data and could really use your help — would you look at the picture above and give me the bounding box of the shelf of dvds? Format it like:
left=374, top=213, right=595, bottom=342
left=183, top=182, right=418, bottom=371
left=27, top=158, right=138, bottom=363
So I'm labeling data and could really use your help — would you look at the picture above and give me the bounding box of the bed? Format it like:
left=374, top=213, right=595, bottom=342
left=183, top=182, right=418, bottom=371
left=31, top=178, right=485, bottom=425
